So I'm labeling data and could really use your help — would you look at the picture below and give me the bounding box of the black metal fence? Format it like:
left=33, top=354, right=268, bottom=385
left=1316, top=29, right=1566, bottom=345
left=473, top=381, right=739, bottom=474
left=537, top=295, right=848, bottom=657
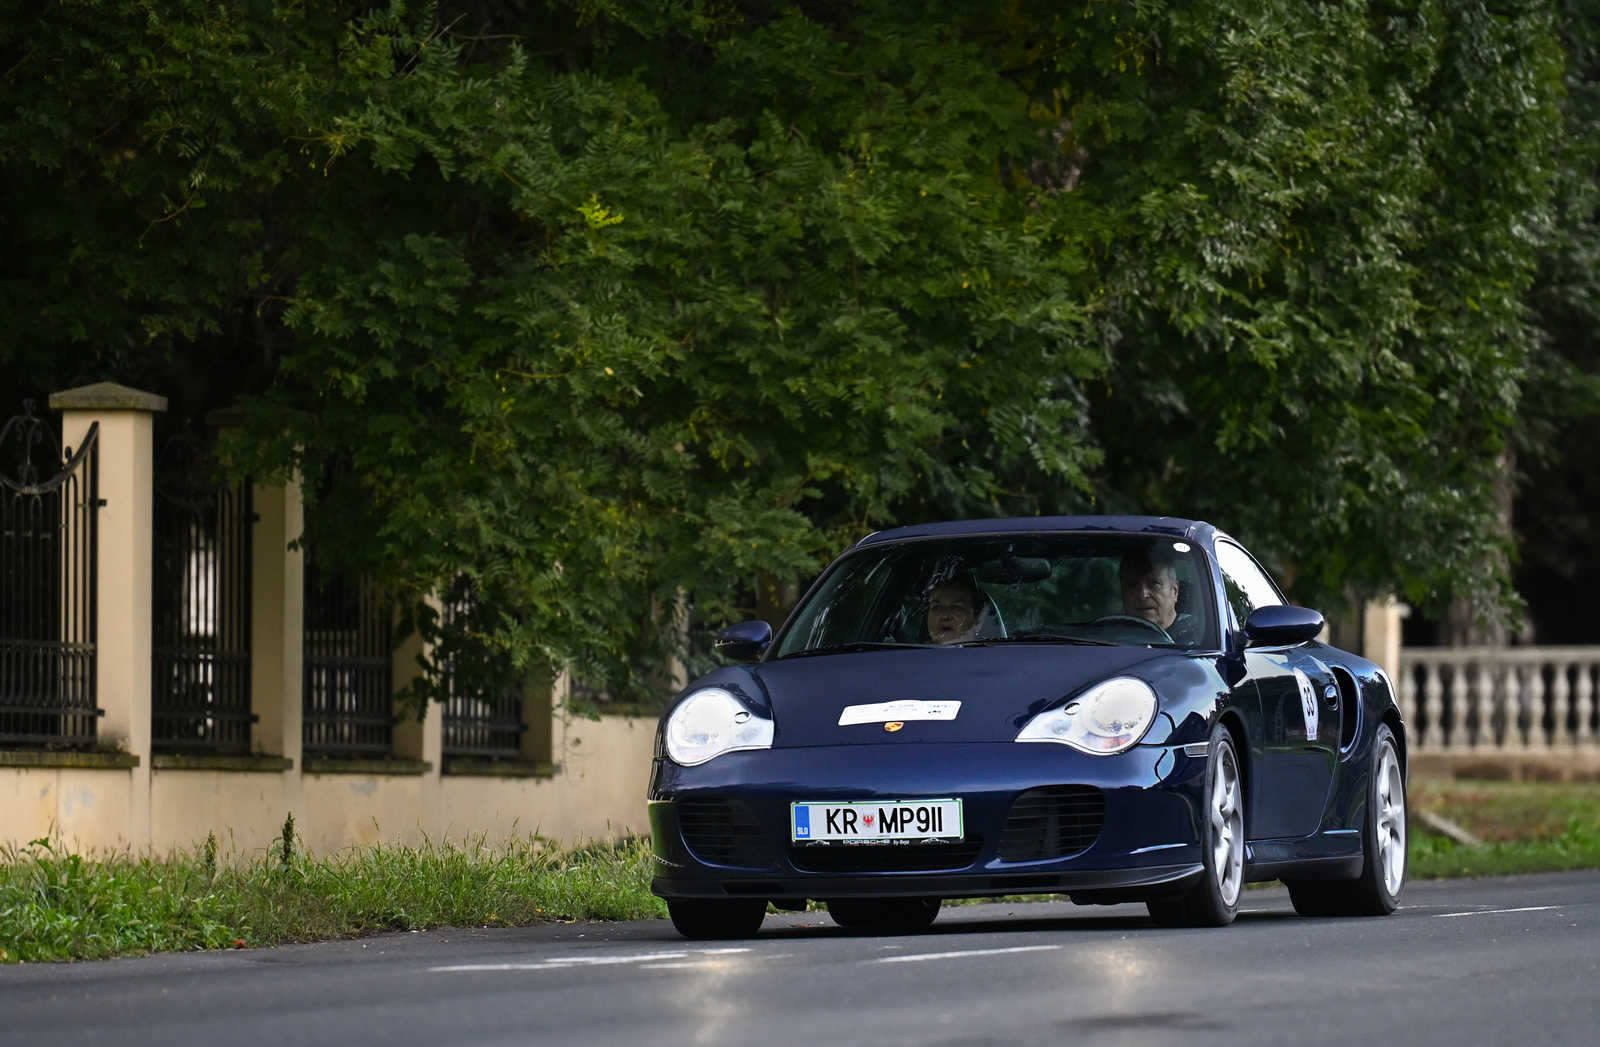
left=302, top=549, right=393, bottom=757
left=0, top=403, right=99, bottom=747
left=440, top=583, right=524, bottom=759
left=151, top=435, right=254, bottom=753
left=442, top=687, right=524, bottom=758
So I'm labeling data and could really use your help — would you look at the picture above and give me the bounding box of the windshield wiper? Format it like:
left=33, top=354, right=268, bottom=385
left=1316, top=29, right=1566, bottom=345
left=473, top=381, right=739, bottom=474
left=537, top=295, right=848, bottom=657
left=958, top=635, right=1116, bottom=647
left=780, top=641, right=940, bottom=659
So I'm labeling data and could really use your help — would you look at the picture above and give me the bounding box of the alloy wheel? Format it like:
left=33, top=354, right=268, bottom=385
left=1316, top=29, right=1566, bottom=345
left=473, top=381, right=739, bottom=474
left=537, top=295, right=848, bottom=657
left=1211, top=743, right=1244, bottom=908
left=1374, top=740, right=1407, bottom=897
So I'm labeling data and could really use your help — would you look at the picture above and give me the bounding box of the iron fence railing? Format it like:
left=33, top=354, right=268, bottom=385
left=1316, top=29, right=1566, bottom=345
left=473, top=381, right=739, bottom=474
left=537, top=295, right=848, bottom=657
left=151, top=434, right=254, bottom=753
left=442, top=687, right=524, bottom=758
left=0, top=402, right=99, bottom=747
left=439, top=582, right=524, bottom=759
left=302, top=548, right=393, bottom=758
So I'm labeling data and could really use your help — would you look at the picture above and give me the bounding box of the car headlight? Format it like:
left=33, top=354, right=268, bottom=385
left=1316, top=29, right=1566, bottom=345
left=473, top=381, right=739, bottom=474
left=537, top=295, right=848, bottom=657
left=664, top=688, right=775, bottom=766
left=1016, top=677, right=1158, bottom=754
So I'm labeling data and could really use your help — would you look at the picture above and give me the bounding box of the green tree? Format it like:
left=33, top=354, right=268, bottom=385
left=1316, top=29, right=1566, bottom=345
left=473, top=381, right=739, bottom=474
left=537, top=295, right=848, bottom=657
left=1052, top=0, right=1563, bottom=621
left=1512, top=0, right=1600, bottom=644
left=0, top=1, right=1566, bottom=702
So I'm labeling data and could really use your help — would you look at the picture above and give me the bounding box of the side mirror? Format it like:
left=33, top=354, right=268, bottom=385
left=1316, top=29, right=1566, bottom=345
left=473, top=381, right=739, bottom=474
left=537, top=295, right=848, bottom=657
left=714, top=620, right=773, bottom=663
left=1243, top=605, right=1324, bottom=647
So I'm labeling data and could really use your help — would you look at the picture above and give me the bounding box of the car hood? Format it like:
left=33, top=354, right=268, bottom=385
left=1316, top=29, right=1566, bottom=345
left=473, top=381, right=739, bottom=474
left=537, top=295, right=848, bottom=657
left=754, top=645, right=1177, bottom=747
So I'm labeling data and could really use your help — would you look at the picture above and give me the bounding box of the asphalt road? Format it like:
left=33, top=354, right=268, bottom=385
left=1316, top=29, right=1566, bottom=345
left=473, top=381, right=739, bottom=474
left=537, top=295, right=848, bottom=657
left=3, top=870, right=1597, bottom=1047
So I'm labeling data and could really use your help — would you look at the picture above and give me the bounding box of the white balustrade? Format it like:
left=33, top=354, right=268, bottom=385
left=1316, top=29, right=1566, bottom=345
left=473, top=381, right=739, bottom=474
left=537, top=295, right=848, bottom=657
left=1577, top=666, right=1596, bottom=748
left=1551, top=666, right=1571, bottom=753
left=1398, top=647, right=1600, bottom=753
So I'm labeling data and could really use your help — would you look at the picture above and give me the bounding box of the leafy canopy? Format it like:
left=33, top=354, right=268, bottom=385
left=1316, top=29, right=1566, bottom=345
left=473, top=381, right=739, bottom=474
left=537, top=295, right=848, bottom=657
left=0, top=1, right=1563, bottom=698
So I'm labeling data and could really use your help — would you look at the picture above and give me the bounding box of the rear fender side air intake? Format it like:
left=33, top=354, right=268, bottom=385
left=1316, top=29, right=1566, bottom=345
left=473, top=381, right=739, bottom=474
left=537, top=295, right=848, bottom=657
left=1331, top=665, right=1361, bottom=754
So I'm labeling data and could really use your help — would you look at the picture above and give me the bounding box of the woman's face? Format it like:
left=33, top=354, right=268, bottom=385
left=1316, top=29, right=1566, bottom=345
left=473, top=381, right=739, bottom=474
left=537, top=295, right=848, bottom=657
left=927, top=582, right=979, bottom=644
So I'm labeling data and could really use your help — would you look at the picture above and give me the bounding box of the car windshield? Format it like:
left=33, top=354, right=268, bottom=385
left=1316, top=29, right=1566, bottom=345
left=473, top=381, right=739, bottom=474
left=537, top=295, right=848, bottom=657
left=772, top=533, right=1218, bottom=658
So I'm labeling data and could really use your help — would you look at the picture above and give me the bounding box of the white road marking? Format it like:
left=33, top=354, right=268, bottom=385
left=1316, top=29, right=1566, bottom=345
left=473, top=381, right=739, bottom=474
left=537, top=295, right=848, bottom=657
left=432, top=952, right=689, bottom=971
left=865, top=944, right=1062, bottom=964
left=1432, top=906, right=1561, bottom=918
left=431, top=947, right=752, bottom=972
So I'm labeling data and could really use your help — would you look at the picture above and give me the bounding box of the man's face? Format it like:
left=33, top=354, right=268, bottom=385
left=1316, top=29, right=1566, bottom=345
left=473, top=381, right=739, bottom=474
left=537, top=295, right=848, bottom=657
left=927, top=583, right=979, bottom=644
left=1121, top=559, right=1179, bottom=630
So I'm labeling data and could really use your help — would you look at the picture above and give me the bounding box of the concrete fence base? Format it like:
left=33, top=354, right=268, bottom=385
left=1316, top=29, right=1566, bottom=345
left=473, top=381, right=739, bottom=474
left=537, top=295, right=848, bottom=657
left=1, top=712, right=657, bottom=856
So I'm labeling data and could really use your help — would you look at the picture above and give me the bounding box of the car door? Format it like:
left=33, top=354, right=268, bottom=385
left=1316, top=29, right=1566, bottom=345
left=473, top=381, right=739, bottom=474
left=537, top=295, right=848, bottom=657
left=1214, top=540, right=1338, bottom=840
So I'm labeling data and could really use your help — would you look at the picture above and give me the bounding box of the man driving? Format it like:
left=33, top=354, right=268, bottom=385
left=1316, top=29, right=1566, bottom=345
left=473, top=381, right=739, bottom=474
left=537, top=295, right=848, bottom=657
left=1120, top=546, right=1200, bottom=644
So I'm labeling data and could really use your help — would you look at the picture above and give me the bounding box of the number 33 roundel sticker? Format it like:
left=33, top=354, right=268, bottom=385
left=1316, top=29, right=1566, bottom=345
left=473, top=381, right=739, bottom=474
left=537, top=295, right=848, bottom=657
left=1292, top=667, right=1319, bottom=741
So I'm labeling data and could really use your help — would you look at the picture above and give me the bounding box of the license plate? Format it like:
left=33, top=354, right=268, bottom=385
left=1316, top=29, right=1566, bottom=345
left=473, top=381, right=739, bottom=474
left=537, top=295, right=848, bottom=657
left=790, top=799, right=963, bottom=843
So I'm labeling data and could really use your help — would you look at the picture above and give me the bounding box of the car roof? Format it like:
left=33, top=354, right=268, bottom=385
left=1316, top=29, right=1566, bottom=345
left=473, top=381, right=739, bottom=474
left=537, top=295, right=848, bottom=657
left=854, top=515, right=1218, bottom=547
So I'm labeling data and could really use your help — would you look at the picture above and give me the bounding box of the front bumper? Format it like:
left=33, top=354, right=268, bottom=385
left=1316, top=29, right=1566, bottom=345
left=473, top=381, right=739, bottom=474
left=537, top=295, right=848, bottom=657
left=650, top=741, right=1208, bottom=902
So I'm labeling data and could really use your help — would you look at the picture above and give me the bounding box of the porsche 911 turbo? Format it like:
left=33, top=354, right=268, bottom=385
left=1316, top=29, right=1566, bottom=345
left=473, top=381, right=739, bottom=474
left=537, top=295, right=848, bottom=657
left=648, top=516, right=1408, bottom=938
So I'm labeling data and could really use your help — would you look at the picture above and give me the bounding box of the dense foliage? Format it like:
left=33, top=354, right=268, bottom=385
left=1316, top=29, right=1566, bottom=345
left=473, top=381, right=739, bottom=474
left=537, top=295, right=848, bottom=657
left=0, top=1, right=1569, bottom=699
left=1513, top=0, right=1600, bottom=644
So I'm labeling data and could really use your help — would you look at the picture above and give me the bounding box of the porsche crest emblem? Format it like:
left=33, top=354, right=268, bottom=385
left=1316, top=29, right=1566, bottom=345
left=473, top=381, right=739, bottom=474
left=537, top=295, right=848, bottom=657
left=884, top=721, right=905, bottom=732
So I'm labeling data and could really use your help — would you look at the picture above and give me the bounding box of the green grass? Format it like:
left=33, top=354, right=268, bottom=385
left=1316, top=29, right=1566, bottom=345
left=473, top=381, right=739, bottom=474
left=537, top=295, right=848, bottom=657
left=0, top=826, right=665, bottom=964
left=1409, top=821, right=1600, bottom=878
left=6, top=779, right=1599, bottom=963
left=1410, top=778, right=1600, bottom=843
left=1408, top=777, right=1600, bottom=879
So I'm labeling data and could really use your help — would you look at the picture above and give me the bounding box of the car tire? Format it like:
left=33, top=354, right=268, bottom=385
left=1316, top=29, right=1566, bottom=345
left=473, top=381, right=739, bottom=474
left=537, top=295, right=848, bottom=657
left=827, top=896, right=942, bottom=932
left=1285, top=722, right=1406, bottom=918
left=1147, top=727, right=1244, bottom=928
left=666, top=898, right=767, bottom=940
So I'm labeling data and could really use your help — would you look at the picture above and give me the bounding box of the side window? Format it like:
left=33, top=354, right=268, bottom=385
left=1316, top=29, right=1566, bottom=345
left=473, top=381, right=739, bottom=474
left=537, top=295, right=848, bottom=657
left=777, top=554, right=898, bottom=654
left=1214, top=540, right=1284, bottom=626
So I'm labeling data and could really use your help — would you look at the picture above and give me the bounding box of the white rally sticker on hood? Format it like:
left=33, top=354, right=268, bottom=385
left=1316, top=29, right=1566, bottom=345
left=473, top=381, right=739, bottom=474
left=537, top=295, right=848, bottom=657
left=838, top=701, right=961, bottom=726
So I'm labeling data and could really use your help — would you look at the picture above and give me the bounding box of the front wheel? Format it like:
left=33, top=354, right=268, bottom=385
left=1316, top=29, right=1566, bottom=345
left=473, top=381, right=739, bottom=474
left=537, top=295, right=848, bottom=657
left=1148, top=727, right=1244, bottom=928
left=666, top=898, right=767, bottom=940
left=1286, top=723, right=1406, bottom=917
left=827, top=896, right=941, bottom=932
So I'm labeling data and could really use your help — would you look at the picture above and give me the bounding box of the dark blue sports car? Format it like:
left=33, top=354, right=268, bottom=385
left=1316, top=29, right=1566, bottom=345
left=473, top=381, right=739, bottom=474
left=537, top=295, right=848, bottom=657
left=649, top=516, right=1408, bottom=938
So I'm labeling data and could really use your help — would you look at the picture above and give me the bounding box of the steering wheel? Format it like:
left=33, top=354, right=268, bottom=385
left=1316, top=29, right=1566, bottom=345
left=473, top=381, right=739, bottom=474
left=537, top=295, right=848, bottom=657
left=1089, top=614, right=1174, bottom=642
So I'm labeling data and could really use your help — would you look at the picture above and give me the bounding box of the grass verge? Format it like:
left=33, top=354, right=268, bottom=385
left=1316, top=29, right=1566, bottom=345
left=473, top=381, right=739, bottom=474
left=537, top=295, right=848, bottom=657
left=6, top=779, right=1598, bottom=963
left=1409, top=822, right=1600, bottom=878
left=1408, top=777, right=1600, bottom=879
left=1, top=827, right=665, bottom=964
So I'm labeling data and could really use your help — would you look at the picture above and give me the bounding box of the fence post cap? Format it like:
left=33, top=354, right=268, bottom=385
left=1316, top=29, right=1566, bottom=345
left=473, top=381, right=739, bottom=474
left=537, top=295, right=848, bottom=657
left=48, top=382, right=168, bottom=412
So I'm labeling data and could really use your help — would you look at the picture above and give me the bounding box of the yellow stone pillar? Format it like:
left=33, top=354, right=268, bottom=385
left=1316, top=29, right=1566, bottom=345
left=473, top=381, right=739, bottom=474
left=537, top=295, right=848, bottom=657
left=392, top=618, right=443, bottom=837
left=522, top=667, right=555, bottom=768
left=48, top=382, right=166, bottom=848
left=1363, top=597, right=1405, bottom=683
left=391, top=615, right=442, bottom=768
left=249, top=477, right=305, bottom=781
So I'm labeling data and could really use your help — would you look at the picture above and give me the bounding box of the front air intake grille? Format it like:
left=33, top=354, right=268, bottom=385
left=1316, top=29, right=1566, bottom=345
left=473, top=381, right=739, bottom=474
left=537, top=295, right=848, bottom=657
left=998, top=786, right=1105, bottom=862
left=678, top=798, right=776, bottom=868
left=788, top=839, right=983, bottom=873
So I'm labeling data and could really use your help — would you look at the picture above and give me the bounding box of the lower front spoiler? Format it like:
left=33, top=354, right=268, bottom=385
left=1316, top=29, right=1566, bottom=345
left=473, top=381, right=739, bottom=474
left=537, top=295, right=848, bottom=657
left=652, top=862, right=1202, bottom=905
